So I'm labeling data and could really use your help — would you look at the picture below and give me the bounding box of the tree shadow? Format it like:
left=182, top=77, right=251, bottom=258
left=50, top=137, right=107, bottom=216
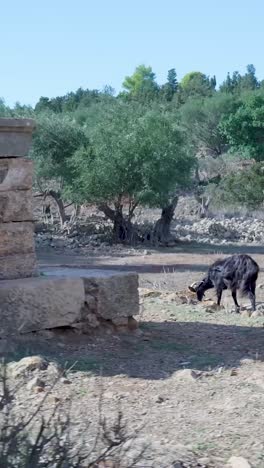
left=5, top=320, right=264, bottom=381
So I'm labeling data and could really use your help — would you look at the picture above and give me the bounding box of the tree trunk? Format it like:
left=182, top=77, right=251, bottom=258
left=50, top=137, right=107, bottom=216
left=194, top=194, right=211, bottom=219
left=153, top=197, right=178, bottom=245
left=44, top=190, right=67, bottom=227
left=98, top=203, right=135, bottom=244
left=69, top=204, right=81, bottom=224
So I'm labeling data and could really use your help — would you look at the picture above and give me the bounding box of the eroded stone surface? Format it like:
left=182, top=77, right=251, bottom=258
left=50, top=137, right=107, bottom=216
left=0, top=190, right=32, bottom=222
left=0, top=277, right=85, bottom=335
left=0, top=270, right=139, bottom=335
left=94, top=273, right=139, bottom=320
left=0, top=118, right=35, bottom=157
left=0, top=158, right=33, bottom=191
left=0, top=252, right=37, bottom=280
left=0, top=222, right=35, bottom=256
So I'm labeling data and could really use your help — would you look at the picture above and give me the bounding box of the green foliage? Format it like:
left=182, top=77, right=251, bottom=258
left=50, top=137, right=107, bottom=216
left=2, top=61, right=264, bottom=219
left=70, top=103, right=194, bottom=208
left=122, top=65, right=159, bottom=102
left=31, top=114, right=90, bottom=190
left=220, top=65, right=259, bottom=94
left=161, top=69, right=178, bottom=102
left=34, top=87, right=111, bottom=114
left=180, top=93, right=238, bottom=155
left=216, top=163, right=264, bottom=209
left=220, top=91, right=264, bottom=160
left=180, top=72, right=215, bottom=99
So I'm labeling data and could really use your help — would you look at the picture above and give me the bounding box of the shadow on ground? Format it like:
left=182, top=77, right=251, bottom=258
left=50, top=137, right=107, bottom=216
left=4, top=320, right=264, bottom=380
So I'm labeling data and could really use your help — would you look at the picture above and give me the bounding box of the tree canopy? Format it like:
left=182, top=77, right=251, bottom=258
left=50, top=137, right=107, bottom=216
left=2, top=61, right=264, bottom=238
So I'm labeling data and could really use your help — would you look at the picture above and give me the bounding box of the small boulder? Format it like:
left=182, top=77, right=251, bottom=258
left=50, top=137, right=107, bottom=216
left=27, top=376, right=45, bottom=390
left=251, top=310, right=263, bottom=318
left=174, top=369, right=200, bottom=381
left=240, top=310, right=251, bottom=318
left=9, top=356, right=49, bottom=378
left=226, top=456, right=251, bottom=468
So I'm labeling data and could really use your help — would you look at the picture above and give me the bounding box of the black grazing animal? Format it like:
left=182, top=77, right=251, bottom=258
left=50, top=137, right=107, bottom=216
left=193, top=254, right=259, bottom=311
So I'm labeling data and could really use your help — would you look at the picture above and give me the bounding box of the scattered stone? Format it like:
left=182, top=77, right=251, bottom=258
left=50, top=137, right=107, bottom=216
left=9, top=356, right=49, bottom=377
left=197, top=457, right=211, bottom=466
left=226, top=456, right=251, bottom=468
left=138, top=288, right=162, bottom=298
left=204, top=303, right=223, bottom=313
left=251, top=310, right=263, bottom=318
left=240, top=358, right=254, bottom=366
left=240, top=310, right=251, bottom=318
left=174, top=369, right=200, bottom=381
left=27, top=376, right=45, bottom=390
left=61, top=377, right=72, bottom=385
left=156, top=395, right=165, bottom=404
left=47, top=361, right=63, bottom=377
left=34, top=386, right=45, bottom=393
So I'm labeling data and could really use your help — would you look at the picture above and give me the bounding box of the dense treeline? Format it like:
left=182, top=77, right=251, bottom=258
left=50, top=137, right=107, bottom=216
left=1, top=64, right=264, bottom=243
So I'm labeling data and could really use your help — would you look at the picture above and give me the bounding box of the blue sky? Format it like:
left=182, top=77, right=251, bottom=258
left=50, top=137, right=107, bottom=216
left=1, top=0, right=264, bottom=106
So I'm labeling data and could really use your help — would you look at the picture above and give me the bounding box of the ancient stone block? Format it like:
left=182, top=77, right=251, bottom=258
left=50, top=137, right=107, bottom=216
left=0, top=253, right=37, bottom=280
left=0, top=277, right=85, bottom=335
left=0, top=222, right=35, bottom=256
left=0, top=190, right=32, bottom=222
left=0, top=118, right=35, bottom=157
left=82, top=272, right=139, bottom=320
left=0, top=158, right=33, bottom=191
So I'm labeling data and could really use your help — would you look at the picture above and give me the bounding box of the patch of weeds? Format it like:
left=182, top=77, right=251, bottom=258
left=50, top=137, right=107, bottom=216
left=193, top=441, right=216, bottom=451
left=77, top=388, right=90, bottom=396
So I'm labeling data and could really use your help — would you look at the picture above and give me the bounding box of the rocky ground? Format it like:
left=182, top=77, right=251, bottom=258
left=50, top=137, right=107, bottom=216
left=3, top=240, right=264, bottom=467
left=34, top=197, right=264, bottom=253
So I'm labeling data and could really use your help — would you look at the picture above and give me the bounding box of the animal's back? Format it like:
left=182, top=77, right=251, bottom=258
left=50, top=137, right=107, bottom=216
left=210, top=254, right=259, bottom=285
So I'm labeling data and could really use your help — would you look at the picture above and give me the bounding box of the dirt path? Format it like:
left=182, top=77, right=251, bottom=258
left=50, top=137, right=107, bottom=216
left=37, top=242, right=264, bottom=292
left=9, top=244, right=264, bottom=466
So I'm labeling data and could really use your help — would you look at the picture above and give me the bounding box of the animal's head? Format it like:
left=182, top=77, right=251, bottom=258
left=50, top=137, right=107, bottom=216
left=189, top=277, right=213, bottom=301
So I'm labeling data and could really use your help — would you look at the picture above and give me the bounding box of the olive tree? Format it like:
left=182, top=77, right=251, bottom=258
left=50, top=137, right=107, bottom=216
left=70, top=103, right=195, bottom=243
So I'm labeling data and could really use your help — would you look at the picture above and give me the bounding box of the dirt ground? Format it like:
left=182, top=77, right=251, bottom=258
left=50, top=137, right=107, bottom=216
left=5, top=243, right=264, bottom=467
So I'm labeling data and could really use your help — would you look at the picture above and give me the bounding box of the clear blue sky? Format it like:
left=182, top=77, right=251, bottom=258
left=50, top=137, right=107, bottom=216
left=1, top=0, right=264, bottom=106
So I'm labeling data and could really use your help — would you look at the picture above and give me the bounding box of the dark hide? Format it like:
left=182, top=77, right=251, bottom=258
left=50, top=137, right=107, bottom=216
left=195, top=254, right=259, bottom=311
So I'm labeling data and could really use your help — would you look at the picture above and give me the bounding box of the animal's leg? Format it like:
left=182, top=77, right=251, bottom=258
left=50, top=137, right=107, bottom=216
left=231, top=289, right=240, bottom=312
left=248, top=282, right=256, bottom=311
left=216, top=288, right=222, bottom=306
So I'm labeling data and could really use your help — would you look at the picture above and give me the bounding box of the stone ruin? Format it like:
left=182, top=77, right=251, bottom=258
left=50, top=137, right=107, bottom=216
left=0, top=118, right=139, bottom=337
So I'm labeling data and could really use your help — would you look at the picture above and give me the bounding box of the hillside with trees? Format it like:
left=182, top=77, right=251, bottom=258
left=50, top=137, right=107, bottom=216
left=2, top=63, right=264, bottom=243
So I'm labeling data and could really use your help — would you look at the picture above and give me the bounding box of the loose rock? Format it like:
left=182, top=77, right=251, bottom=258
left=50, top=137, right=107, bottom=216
left=226, top=456, right=251, bottom=468
left=9, top=356, right=49, bottom=378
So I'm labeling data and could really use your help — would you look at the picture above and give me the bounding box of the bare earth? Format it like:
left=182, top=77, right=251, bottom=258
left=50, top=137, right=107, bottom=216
left=6, top=243, right=264, bottom=467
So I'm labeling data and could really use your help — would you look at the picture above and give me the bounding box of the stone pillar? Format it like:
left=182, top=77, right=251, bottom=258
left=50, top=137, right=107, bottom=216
left=0, top=118, right=37, bottom=279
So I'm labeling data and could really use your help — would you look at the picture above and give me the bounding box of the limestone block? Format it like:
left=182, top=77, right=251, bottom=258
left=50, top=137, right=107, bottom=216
left=0, top=252, right=37, bottom=280
left=0, top=118, right=35, bottom=157
left=0, top=222, right=35, bottom=256
left=0, top=190, right=32, bottom=222
left=0, top=277, right=85, bottom=335
left=82, top=272, right=139, bottom=320
left=0, top=158, right=33, bottom=191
